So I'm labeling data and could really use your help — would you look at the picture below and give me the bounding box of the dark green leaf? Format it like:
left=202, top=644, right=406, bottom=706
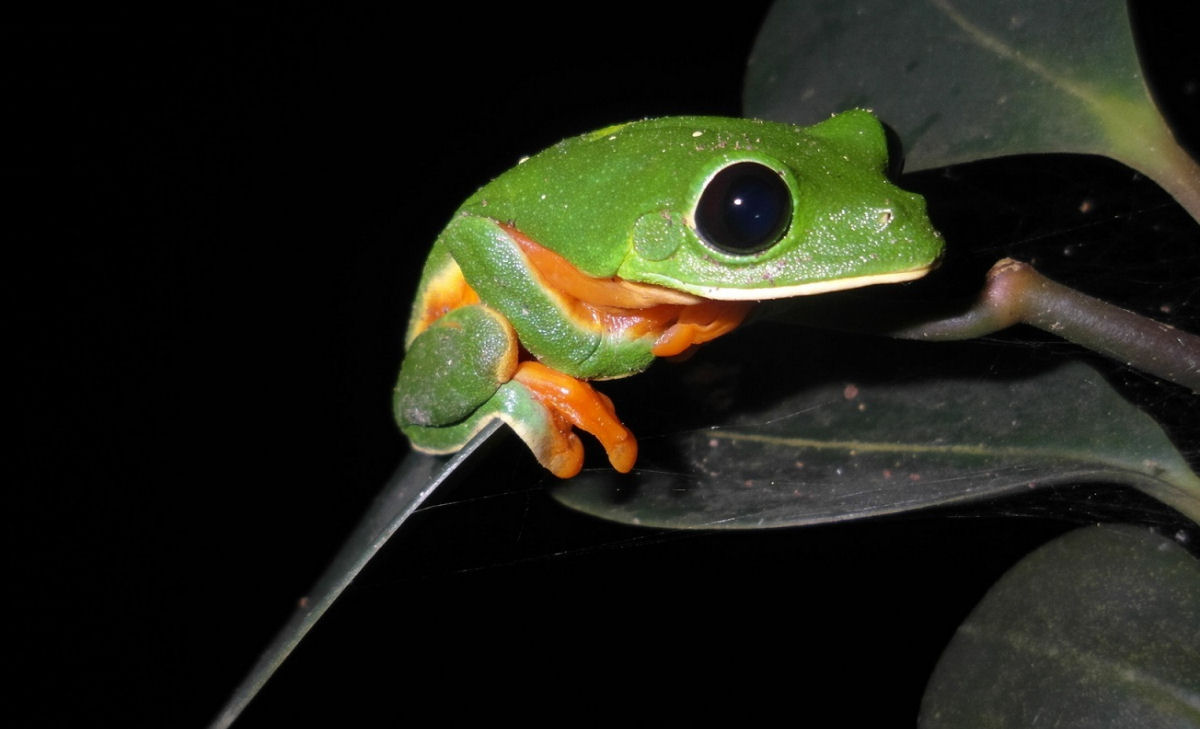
left=919, top=524, right=1200, bottom=728
left=744, top=0, right=1200, bottom=220
left=552, top=350, right=1200, bottom=528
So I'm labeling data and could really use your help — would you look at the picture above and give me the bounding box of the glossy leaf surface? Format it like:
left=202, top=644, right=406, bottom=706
left=920, top=524, right=1200, bottom=728
left=744, top=0, right=1200, bottom=219
left=553, top=336, right=1200, bottom=527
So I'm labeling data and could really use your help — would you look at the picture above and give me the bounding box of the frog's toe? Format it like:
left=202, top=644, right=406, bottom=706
left=512, top=361, right=637, bottom=475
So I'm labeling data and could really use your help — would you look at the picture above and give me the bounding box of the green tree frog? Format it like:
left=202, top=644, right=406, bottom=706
left=393, top=111, right=944, bottom=478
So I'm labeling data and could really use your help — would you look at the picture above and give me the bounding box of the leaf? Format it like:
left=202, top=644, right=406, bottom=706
left=552, top=330, right=1200, bottom=528
left=743, top=0, right=1200, bottom=220
left=919, top=524, right=1200, bottom=728
left=207, top=421, right=502, bottom=729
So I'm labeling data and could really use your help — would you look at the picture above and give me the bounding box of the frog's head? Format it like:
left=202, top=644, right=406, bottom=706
left=610, top=111, right=943, bottom=300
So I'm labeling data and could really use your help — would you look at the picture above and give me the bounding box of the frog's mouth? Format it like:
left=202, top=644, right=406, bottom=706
left=510, top=218, right=938, bottom=306
left=678, top=263, right=937, bottom=301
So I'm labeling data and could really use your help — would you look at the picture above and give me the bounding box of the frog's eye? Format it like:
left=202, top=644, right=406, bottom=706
left=694, top=162, right=792, bottom=255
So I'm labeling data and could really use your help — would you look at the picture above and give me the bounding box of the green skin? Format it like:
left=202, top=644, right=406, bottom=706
left=393, top=110, right=945, bottom=472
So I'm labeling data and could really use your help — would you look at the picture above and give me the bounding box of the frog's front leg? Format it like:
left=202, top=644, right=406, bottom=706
left=393, top=304, right=635, bottom=479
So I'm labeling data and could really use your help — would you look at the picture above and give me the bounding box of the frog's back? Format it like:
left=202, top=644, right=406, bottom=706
left=453, top=116, right=817, bottom=276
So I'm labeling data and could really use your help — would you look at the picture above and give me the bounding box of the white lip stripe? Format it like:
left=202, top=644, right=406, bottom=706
left=688, top=265, right=934, bottom=301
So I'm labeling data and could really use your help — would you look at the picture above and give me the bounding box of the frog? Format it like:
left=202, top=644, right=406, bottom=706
left=393, top=110, right=944, bottom=478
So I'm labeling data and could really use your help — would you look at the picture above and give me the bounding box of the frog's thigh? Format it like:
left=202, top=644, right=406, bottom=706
left=442, top=213, right=597, bottom=370
left=393, top=305, right=518, bottom=428
left=394, top=304, right=587, bottom=477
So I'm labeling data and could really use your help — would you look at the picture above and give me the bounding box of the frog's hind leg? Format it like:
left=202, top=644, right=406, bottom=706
left=510, top=361, right=636, bottom=475
left=394, top=304, right=635, bottom=479
left=402, top=380, right=588, bottom=479
left=393, top=304, right=519, bottom=429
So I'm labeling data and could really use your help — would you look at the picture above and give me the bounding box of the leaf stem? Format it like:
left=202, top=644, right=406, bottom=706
left=1112, top=131, right=1200, bottom=226
left=894, top=259, right=1200, bottom=392
left=768, top=259, right=1200, bottom=392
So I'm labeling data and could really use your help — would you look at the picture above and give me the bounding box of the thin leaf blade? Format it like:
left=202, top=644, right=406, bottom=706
left=208, top=421, right=503, bottom=729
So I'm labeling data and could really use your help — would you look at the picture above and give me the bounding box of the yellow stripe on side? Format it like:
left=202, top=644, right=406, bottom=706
left=407, top=258, right=481, bottom=345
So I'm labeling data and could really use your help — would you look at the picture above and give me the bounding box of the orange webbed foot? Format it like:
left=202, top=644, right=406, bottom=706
left=512, top=361, right=638, bottom=476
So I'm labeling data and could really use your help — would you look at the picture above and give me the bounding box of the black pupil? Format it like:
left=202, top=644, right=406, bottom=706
left=695, top=162, right=792, bottom=254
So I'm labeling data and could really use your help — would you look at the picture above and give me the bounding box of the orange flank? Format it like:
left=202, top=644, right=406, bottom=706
left=646, top=299, right=754, bottom=357
left=512, top=361, right=637, bottom=478
left=503, top=224, right=754, bottom=357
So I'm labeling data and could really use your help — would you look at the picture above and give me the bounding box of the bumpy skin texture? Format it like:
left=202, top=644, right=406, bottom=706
left=393, top=111, right=945, bottom=478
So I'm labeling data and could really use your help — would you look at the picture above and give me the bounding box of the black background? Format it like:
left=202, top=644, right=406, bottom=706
left=9, top=6, right=1199, bottom=727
